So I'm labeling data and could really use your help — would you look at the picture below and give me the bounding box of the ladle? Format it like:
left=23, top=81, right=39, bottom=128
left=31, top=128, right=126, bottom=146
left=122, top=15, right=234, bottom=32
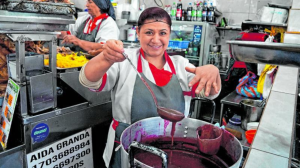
left=122, top=52, right=185, bottom=122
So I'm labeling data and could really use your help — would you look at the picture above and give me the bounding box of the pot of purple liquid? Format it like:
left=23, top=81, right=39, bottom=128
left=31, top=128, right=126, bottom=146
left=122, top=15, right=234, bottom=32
left=120, top=117, right=243, bottom=168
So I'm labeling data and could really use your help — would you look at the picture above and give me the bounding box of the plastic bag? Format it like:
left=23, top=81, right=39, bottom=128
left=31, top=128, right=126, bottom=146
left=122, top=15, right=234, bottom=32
left=257, top=65, right=277, bottom=99
left=236, top=71, right=261, bottom=98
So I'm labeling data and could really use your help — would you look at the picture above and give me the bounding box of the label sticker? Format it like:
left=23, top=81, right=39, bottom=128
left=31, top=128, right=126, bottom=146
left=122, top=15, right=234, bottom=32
left=31, top=123, right=50, bottom=143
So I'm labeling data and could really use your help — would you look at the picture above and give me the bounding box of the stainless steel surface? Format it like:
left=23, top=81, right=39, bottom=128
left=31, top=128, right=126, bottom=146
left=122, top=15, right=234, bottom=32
left=220, top=91, right=248, bottom=106
left=7, top=53, right=44, bottom=81
left=28, top=73, right=55, bottom=113
left=24, top=102, right=112, bottom=153
left=1, top=1, right=76, bottom=15
left=244, top=149, right=289, bottom=168
left=240, top=99, right=264, bottom=130
left=219, top=91, right=255, bottom=147
left=227, top=41, right=300, bottom=67
left=21, top=102, right=89, bottom=125
left=48, top=39, right=57, bottom=108
left=242, top=21, right=288, bottom=27
left=59, top=71, right=111, bottom=105
left=188, top=97, right=216, bottom=124
left=0, top=145, right=25, bottom=168
left=129, top=141, right=168, bottom=168
left=272, top=67, right=299, bottom=94
left=120, top=117, right=243, bottom=168
left=6, top=32, right=58, bottom=116
left=0, top=10, right=75, bottom=31
left=6, top=32, right=60, bottom=41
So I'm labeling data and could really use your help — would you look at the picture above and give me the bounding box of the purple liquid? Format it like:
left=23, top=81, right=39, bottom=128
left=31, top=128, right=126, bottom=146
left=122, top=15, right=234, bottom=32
left=139, top=77, right=184, bottom=147
left=134, top=149, right=226, bottom=168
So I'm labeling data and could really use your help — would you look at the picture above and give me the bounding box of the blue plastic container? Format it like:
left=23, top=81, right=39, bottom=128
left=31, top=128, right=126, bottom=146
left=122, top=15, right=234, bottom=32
left=168, top=40, right=190, bottom=49
left=0, top=97, right=3, bottom=107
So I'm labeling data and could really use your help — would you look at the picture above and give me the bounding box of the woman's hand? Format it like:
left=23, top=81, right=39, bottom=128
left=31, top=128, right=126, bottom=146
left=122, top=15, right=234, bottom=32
left=62, top=35, right=81, bottom=46
left=84, top=40, right=125, bottom=82
left=88, top=43, right=105, bottom=56
left=100, top=40, right=125, bottom=64
left=186, top=65, right=221, bottom=97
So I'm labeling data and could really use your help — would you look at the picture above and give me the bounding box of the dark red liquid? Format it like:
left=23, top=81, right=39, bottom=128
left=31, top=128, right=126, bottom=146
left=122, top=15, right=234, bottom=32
left=171, top=122, right=176, bottom=146
left=134, top=149, right=226, bottom=168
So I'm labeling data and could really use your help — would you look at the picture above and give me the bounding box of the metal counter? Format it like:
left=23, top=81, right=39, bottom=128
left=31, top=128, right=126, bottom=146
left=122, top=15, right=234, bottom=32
left=243, top=67, right=299, bottom=168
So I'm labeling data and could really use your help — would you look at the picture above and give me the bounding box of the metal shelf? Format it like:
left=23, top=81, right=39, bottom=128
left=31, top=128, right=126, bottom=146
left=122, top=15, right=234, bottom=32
left=216, top=27, right=241, bottom=31
left=186, top=55, right=200, bottom=61
left=242, top=21, right=288, bottom=27
left=241, top=21, right=287, bottom=32
left=227, top=40, right=300, bottom=67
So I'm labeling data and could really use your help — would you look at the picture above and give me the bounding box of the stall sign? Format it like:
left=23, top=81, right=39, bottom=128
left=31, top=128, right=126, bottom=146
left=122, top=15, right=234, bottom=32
left=27, top=128, right=93, bottom=168
left=0, top=79, right=20, bottom=149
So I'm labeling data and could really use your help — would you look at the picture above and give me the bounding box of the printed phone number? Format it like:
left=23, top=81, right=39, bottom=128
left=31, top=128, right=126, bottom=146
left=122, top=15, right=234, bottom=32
left=32, top=140, right=91, bottom=168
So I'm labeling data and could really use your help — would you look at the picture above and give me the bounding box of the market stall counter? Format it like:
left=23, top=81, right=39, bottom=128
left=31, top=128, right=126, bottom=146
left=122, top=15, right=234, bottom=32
left=0, top=2, right=114, bottom=167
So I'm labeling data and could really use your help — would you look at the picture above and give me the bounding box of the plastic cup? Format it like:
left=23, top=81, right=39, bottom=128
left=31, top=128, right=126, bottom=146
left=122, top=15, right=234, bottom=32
left=196, top=124, right=223, bottom=155
left=127, top=29, right=136, bottom=41
left=221, top=54, right=228, bottom=69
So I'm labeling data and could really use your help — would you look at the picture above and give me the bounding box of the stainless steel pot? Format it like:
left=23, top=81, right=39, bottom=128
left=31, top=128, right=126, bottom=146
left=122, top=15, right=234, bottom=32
left=120, top=117, right=243, bottom=168
left=240, top=99, right=264, bottom=130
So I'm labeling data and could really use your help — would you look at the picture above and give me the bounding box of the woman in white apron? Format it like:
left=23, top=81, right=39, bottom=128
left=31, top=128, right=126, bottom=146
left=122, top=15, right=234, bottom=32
left=79, top=7, right=221, bottom=168
left=59, top=0, right=119, bottom=52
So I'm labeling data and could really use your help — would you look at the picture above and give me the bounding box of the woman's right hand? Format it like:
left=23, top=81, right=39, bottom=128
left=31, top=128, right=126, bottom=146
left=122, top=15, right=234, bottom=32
left=84, top=40, right=125, bottom=82
left=101, top=40, right=126, bottom=64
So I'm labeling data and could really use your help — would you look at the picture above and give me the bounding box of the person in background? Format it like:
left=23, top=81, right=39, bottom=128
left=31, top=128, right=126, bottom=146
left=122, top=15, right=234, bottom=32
left=79, top=7, right=221, bottom=168
left=58, top=0, right=119, bottom=53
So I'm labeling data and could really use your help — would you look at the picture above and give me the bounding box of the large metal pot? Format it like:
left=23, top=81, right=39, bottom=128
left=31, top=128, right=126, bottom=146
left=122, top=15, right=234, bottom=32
left=240, top=99, right=264, bottom=130
left=120, top=117, right=243, bottom=168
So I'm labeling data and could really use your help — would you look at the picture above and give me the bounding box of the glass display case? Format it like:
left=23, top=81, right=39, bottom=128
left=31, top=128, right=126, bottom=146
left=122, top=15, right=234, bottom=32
left=169, top=21, right=217, bottom=67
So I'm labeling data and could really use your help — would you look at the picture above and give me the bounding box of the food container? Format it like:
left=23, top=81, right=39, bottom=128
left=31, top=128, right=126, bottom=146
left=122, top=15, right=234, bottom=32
left=127, top=29, right=136, bottom=41
left=245, top=129, right=257, bottom=144
left=196, top=124, right=223, bottom=155
left=240, top=99, right=264, bottom=130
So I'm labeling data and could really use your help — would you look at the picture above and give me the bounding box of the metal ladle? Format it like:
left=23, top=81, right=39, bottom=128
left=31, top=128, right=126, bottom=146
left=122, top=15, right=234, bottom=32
left=122, top=52, right=184, bottom=122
